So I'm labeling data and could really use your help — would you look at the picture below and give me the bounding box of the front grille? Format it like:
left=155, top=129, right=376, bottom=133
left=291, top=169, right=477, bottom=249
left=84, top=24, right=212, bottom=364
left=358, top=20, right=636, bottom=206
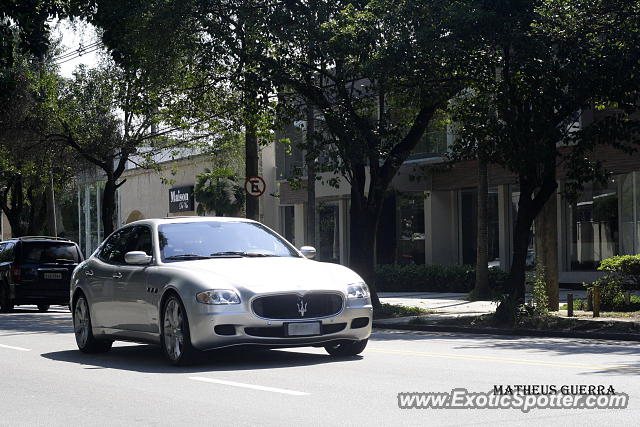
left=252, top=292, right=344, bottom=320
left=245, top=323, right=347, bottom=338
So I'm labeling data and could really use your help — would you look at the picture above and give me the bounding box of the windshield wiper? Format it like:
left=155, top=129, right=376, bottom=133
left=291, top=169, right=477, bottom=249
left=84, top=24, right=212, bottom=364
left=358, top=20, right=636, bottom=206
left=210, top=251, right=279, bottom=258
left=164, top=254, right=213, bottom=260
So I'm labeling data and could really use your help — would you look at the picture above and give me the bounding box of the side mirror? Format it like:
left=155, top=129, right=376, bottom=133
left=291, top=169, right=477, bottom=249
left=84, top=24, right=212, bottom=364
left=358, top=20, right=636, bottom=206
left=299, top=246, right=317, bottom=260
left=125, top=251, right=152, bottom=265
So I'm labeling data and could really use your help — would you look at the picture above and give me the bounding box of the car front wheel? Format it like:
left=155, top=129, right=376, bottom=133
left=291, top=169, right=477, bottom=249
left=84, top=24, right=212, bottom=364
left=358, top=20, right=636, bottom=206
left=161, top=295, right=198, bottom=366
left=73, top=296, right=112, bottom=353
left=325, top=339, right=368, bottom=357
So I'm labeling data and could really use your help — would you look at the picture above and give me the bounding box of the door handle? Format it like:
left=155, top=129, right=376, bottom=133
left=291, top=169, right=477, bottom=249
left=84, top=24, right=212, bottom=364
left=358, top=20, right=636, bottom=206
left=85, top=270, right=94, bottom=277
left=112, top=272, right=123, bottom=279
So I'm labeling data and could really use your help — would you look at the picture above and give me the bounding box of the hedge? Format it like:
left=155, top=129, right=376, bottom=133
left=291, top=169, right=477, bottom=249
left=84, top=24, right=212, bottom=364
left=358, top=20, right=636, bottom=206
left=374, top=264, right=509, bottom=293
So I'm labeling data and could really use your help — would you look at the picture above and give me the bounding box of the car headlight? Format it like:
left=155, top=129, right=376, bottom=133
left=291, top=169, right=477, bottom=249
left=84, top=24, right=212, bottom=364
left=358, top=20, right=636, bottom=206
left=346, top=283, right=369, bottom=299
left=196, top=290, right=241, bottom=305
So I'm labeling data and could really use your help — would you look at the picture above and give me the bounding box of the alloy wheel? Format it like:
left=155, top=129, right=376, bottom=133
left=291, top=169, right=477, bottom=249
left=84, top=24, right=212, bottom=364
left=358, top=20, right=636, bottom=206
left=74, top=298, right=90, bottom=348
left=163, top=299, right=184, bottom=362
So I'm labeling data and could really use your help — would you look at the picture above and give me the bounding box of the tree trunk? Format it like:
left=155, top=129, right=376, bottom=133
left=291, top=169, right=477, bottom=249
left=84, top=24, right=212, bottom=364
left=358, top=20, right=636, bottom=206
left=473, top=156, right=490, bottom=299
left=348, top=191, right=382, bottom=309
left=306, top=104, right=316, bottom=247
left=2, top=176, right=27, bottom=237
left=534, top=189, right=559, bottom=310
left=27, top=189, right=47, bottom=236
left=245, top=118, right=259, bottom=221
left=102, top=178, right=117, bottom=237
left=509, top=197, right=533, bottom=305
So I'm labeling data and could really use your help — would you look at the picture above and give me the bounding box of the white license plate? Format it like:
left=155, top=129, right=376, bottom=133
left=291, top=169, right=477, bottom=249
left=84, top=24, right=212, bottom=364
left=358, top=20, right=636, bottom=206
left=286, top=322, right=321, bottom=336
left=43, top=273, right=62, bottom=280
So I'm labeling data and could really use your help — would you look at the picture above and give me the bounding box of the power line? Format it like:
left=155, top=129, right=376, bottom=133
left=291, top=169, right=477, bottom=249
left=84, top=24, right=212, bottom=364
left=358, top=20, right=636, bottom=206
left=54, top=41, right=103, bottom=65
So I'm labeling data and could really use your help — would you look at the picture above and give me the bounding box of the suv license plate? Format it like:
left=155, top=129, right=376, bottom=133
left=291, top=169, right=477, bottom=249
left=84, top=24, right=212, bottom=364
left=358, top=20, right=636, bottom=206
left=43, top=273, right=62, bottom=280
left=286, top=322, right=321, bottom=336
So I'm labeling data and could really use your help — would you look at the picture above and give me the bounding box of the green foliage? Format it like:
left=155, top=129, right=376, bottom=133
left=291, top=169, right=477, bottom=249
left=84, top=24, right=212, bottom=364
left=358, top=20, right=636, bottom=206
left=584, top=278, right=640, bottom=312
left=597, top=255, right=640, bottom=288
left=375, top=264, right=507, bottom=293
left=530, top=262, right=549, bottom=316
left=448, top=0, right=640, bottom=304
left=579, top=255, right=640, bottom=312
left=374, top=303, right=432, bottom=320
left=194, top=168, right=245, bottom=217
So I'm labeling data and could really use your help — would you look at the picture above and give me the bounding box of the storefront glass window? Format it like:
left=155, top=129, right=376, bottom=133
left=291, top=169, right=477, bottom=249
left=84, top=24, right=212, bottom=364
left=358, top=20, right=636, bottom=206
left=78, top=181, right=106, bottom=257
left=461, top=189, right=500, bottom=266
left=398, top=193, right=425, bottom=264
left=567, top=179, right=619, bottom=270
left=317, top=201, right=340, bottom=263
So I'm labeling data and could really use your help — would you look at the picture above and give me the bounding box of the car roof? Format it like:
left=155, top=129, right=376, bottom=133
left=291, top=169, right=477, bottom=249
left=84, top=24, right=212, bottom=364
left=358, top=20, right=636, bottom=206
left=124, top=216, right=257, bottom=228
left=2, top=236, right=75, bottom=243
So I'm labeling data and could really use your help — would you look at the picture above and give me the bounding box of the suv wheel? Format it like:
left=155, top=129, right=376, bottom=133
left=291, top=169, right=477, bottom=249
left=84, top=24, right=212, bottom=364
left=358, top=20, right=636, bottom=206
left=73, top=296, right=112, bottom=353
left=0, top=282, right=14, bottom=313
left=325, top=339, right=368, bottom=357
left=37, top=304, right=50, bottom=312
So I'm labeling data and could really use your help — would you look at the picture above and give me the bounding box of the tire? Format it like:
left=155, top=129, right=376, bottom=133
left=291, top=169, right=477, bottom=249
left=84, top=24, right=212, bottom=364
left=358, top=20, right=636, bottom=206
left=0, top=282, right=14, bottom=313
left=37, top=304, right=50, bottom=312
left=161, top=294, right=198, bottom=366
left=325, top=339, right=368, bottom=357
left=73, top=295, right=112, bottom=353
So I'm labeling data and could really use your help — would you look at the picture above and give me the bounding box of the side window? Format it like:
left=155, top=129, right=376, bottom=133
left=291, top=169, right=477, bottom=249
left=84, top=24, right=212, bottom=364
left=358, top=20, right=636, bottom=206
left=126, top=226, right=153, bottom=256
left=98, top=228, right=133, bottom=264
left=0, top=243, right=6, bottom=262
left=1, top=243, right=15, bottom=263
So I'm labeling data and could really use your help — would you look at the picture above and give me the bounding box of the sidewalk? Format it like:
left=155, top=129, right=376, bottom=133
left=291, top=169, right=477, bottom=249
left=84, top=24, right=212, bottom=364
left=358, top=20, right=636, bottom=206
left=379, top=289, right=619, bottom=318
left=376, top=290, right=640, bottom=341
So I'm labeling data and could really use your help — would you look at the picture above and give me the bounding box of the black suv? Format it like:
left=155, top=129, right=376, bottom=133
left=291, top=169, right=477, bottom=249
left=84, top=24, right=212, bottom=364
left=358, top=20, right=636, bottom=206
left=0, top=237, right=83, bottom=312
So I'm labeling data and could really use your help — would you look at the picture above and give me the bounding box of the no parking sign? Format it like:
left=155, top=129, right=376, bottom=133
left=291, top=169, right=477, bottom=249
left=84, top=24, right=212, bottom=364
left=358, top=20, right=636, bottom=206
left=244, top=176, right=266, bottom=197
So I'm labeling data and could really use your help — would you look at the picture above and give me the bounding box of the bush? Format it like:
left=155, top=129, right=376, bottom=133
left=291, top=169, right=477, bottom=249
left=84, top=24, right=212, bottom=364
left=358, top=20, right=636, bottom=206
left=583, top=279, right=640, bottom=312
left=531, top=262, right=549, bottom=316
left=597, top=255, right=640, bottom=289
left=374, top=264, right=507, bottom=293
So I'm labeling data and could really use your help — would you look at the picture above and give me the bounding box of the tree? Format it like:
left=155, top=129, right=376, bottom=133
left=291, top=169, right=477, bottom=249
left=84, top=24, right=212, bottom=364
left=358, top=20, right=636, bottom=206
left=251, top=1, right=480, bottom=307
left=194, top=168, right=245, bottom=217
left=50, top=59, right=210, bottom=236
left=84, top=0, right=484, bottom=308
left=88, top=0, right=276, bottom=223
left=449, top=0, right=640, bottom=316
left=0, top=48, right=75, bottom=236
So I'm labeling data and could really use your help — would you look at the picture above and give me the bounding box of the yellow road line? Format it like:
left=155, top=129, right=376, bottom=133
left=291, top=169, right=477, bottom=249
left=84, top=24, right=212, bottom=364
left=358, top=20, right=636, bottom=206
left=367, top=347, right=640, bottom=373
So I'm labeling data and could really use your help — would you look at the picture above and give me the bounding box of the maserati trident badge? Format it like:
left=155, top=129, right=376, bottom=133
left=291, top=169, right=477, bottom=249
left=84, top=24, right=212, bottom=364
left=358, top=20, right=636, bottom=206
left=297, top=299, right=308, bottom=317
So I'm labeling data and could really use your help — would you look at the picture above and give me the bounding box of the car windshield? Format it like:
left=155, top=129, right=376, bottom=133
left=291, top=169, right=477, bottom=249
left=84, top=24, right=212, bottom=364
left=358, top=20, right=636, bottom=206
left=158, top=221, right=300, bottom=262
left=21, top=243, right=80, bottom=263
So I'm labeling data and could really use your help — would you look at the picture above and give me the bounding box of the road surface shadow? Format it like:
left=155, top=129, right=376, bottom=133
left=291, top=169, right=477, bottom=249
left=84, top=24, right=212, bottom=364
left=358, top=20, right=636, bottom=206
left=0, top=310, right=72, bottom=335
left=42, top=344, right=359, bottom=374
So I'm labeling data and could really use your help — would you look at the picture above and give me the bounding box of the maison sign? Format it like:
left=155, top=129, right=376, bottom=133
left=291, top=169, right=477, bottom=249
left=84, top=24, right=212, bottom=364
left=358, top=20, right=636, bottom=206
left=169, top=186, right=195, bottom=212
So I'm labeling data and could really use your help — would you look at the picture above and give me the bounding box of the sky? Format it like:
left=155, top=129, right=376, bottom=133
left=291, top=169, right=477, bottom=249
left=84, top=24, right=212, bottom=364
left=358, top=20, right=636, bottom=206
left=51, top=19, right=100, bottom=77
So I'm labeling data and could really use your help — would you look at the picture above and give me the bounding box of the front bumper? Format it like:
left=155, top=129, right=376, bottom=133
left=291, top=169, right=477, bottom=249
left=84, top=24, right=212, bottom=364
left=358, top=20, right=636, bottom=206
left=187, top=301, right=373, bottom=351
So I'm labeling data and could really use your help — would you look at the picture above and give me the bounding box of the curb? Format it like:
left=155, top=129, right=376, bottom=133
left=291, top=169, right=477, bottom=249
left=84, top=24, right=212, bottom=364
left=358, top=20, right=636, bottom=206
left=372, top=321, right=640, bottom=342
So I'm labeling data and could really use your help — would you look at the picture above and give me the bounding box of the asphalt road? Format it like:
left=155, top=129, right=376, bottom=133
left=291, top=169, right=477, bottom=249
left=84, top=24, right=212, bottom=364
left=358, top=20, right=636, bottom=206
left=1, top=307, right=639, bottom=427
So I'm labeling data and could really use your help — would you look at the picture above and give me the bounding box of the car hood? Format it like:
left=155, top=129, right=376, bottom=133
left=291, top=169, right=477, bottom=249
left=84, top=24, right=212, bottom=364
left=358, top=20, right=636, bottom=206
left=168, top=256, right=363, bottom=293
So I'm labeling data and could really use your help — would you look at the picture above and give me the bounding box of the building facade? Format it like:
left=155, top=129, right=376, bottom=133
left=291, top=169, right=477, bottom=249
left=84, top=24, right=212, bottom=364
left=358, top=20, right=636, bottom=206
left=266, top=123, right=640, bottom=285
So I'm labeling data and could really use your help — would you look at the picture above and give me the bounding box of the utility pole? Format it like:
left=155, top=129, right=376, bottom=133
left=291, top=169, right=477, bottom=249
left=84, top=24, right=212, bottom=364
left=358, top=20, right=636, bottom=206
left=47, top=169, right=57, bottom=236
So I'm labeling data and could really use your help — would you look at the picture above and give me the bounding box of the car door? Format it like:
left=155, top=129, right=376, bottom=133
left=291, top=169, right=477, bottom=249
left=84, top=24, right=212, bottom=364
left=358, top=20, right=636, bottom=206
left=89, top=228, right=133, bottom=329
left=110, top=226, right=155, bottom=332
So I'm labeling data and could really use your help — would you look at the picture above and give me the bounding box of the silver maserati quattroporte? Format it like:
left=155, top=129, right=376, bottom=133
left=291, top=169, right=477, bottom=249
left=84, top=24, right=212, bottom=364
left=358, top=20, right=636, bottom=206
left=70, top=217, right=372, bottom=365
